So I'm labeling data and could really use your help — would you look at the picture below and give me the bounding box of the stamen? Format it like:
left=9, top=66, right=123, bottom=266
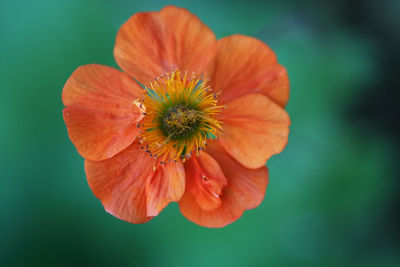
left=138, top=70, right=223, bottom=163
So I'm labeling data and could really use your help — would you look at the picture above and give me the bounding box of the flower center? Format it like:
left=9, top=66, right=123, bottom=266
left=161, top=104, right=201, bottom=139
left=137, top=70, right=223, bottom=163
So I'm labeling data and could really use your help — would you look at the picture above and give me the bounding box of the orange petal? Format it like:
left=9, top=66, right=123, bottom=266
left=146, top=160, right=185, bottom=217
left=219, top=93, right=290, bottom=169
left=179, top=142, right=268, bottom=228
left=62, top=64, right=144, bottom=161
left=208, top=34, right=289, bottom=107
left=114, top=6, right=216, bottom=85
left=184, top=151, right=227, bottom=211
left=85, top=142, right=185, bottom=223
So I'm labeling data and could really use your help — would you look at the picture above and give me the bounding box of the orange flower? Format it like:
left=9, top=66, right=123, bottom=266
left=62, top=6, right=290, bottom=227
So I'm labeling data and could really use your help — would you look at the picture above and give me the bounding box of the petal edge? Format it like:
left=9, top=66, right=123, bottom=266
left=62, top=64, right=144, bottom=161
left=114, top=6, right=216, bottom=85
left=179, top=143, right=268, bottom=228
left=208, top=34, right=289, bottom=107
left=219, top=93, right=290, bottom=169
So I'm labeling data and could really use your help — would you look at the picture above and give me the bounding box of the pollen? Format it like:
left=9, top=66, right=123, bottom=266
left=137, top=70, right=223, bottom=163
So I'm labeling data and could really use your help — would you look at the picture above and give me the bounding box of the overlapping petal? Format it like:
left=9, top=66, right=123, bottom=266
left=208, top=34, right=289, bottom=107
left=146, top=160, right=186, bottom=216
left=85, top=142, right=185, bottom=223
left=179, top=142, right=268, bottom=228
left=62, top=64, right=144, bottom=161
left=218, top=93, right=290, bottom=169
left=114, top=6, right=216, bottom=85
left=184, top=151, right=227, bottom=211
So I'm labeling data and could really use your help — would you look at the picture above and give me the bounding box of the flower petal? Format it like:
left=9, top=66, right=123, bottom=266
left=114, top=6, right=216, bottom=85
left=146, top=159, right=185, bottom=217
left=62, top=64, right=144, bottom=161
left=219, top=93, right=290, bottom=169
left=208, top=34, right=289, bottom=107
left=184, top=151, right=227, bottom=211
left=85, top=142, right=185, bottom=223
left=179, top=143, right=268, bottom=228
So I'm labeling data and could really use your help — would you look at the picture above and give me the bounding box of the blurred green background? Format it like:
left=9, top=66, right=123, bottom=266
left=1, top=0, right=399, bottom=266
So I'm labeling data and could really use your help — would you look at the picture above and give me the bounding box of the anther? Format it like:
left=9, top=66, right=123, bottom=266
left=137, top=69, right=223, bottom=163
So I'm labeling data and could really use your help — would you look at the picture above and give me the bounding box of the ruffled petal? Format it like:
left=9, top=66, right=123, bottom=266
left=208, top=34, right=289, bottom=107
left=146, top=160, right=185, bottom=216
left=62, top=64, right=144, bottom=161
left=114, top=6, right=216, bottom=85
left=179, top=142, right=268, bottom=228
left=184, top=151, right=227, bottom=211
left=219, top=93, right=290, bottom=169
left=85, top=142, right=185, bottom=223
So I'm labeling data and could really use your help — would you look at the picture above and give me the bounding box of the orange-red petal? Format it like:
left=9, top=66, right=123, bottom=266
left=184, top=151, right=227, bottom=211
left=62, top=64, right=144, bottom=161
left=146, top=160, right=185, bottom=217
left=208, top=34, right=289, bottom=107
left=179, top=142, right=268, bottom=228
left=114, top=6, right=216, bottom=85
left=85, top=142, right=185, bottom=223
left=219, top=93, right=290, bottom=169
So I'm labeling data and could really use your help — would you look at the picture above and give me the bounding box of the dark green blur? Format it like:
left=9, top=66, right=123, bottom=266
left=1, top=0, right=399, bottom=266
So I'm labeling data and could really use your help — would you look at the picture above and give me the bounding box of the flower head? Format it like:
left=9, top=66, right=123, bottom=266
left=139, top=70, right=223, bottom=163
left=63, top=6, right=290, bottom=227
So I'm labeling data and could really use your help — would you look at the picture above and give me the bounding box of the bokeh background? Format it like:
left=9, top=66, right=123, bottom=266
left=1, top=0, right=399, bottom=266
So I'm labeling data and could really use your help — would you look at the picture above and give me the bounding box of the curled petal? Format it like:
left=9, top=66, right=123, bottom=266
left=85, top=142, right=185, bottom=223
left=114, top=6, right=216, bottom=85
left=219, top=93, right=290, bottom=169
left=208, top=34, right=289, bottom=107
left=179, top=143, right=268, bottom=228
left=62, top=64, right=144, bottom=161
left=146, top=160, right=185, bottom=217
left=184, top=151, right=227, bottom=211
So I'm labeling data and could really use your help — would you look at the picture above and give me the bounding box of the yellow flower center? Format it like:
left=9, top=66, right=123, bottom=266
left=137, top=70, right=223, bottom=163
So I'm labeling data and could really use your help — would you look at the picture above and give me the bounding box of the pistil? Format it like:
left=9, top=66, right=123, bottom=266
left=137, top=70, right=223, bottom=163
